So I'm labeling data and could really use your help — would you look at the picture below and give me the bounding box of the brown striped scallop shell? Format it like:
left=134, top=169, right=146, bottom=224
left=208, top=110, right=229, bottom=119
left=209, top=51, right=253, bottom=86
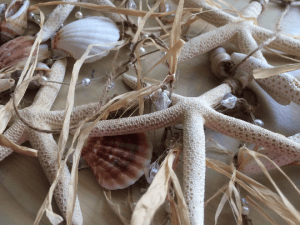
left=0, top=0, right=29, bottom=44
left=0, top=35, right=49, bottom=72
left=82, top=133, right=153, bottom=190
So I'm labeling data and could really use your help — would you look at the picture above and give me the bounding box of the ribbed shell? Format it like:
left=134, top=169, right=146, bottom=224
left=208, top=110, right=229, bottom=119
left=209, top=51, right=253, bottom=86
left=0, top=0, right=29, bottom=44
left=0, top=35, right=49, bottom=72
left=52, top=16, right=120, bottom=63
left=81, top=133, right=153, bottom=190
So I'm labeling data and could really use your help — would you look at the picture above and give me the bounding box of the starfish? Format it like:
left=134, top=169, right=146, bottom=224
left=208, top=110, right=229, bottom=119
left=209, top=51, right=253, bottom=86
left=0, top=59, right=83, bottom=225
left=42, top=74, right=299, bottom=225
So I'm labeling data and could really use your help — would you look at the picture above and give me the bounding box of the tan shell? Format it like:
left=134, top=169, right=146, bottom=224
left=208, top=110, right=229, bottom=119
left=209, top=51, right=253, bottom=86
left=0, top=35, right=49, bottom=72
left=0, top=0, right=29, bottom=44
left=210, top=47, right=232, bottom=79
left=82, top=133, right=153, bottom=190
left=0, top=78, right=14, bottom=92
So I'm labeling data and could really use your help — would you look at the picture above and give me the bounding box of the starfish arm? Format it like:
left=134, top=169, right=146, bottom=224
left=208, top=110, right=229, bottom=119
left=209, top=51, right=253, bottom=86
left=251, top=25, right=300, bottom=58
left=241, top=132, right=300, bottom=174
left=171, top=0, right=238, bottom=27
left=88, top=104, right=184, bottom=137
left=231, top=53, right=300, bottom=105
left=236, top=27, right=267, bottom=63
left=28, top=130, right=83, bottom=225
left=40, top=0, right=79, bottom=42
left=45, top=102, right=99, bottom=129
left=31, top=59, right=67, bottom=111
left=87, top=0, right=125, bottom=23
left=0, top=121, right=28, bottom=161
left=199, top=83, right=231, bottom=107
left=182, top=110, right=206, bottom=225
left=178, top=23, right=238, bottom=63
left=203, top=108, right=300, bottom=173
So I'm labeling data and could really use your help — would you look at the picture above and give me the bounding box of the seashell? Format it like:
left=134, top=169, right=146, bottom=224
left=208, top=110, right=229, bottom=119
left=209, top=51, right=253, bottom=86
left=81, top=133, right=153, bottom=190
left=0, top=78, right=15, bottom=92
left=210, top=47, right=232, bottom=79
left=0, top=0, right=29, bottom=44
left=0, top=4, right=7, bottom=22
left=52, top=16, right=120, bottom=63
left=0, top=35, right=49, bottom=72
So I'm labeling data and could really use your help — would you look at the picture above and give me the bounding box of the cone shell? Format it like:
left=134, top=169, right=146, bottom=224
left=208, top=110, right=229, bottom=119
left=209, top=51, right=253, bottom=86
left=0, top=0, right=29, bottom=44
left=82, top=133, right=153, bottom=190
left=0, top=35, right=49, bottom=72
left=52, top=16, right=120, bottom=63
left=0, top=78, right=14, bottom=92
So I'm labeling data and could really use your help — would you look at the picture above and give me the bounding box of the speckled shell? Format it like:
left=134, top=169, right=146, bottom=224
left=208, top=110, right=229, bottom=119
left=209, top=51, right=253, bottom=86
left=52, top=16, right=120, bottom=63
left=0, top=35, right=49, bottom=71
left=0, top=0, right=29, bottom=44
left=81, top=133, right=153, bottom=190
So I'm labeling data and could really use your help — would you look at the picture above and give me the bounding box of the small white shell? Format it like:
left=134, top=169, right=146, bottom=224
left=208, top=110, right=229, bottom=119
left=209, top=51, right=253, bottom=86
left=210, top=47, right=232, bottom=79
left=0, top=0, right=29, bottom=44
left=0, top=78, right=15, bottom=92
left=52, top=16, right=120, bottom=63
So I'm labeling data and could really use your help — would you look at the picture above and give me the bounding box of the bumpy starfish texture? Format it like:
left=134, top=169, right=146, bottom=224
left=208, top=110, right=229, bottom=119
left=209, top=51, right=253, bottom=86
left=0, top=59, right=83, bottom=225
left=50, top=74, right=300, bottom=225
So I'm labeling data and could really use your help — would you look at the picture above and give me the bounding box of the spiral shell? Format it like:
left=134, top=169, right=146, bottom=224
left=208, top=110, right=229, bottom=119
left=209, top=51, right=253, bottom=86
left=52, top=16, right=120, bottom=63
left=0, top=0, right=29, bottom=44
left=210, top=47, right=232, bottom=79
left=0, top=35, right=49, bottom=72
left=0, top=78, right=14, bottom=92
left=82, top=133, right=153, bottom=190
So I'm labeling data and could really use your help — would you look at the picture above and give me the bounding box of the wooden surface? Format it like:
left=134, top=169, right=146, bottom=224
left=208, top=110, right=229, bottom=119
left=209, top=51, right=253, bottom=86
left=0, top=0, right=300, bottom=224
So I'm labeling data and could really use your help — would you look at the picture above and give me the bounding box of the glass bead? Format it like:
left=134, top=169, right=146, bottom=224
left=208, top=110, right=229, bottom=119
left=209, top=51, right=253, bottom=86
left=145, top=161, right=159, bottom=184
left=29, top=12, right=35, bottom=20
left=165, top=4, right=172, bottom=12
left=75, top=11, right=83, bottom=19
left=108, top=81, right=115, bottom=90
left=254, top=119, right=264, bottom=127
left=38, top=76, right=48, bottom=85
left=151, top=91, right=172, bottom=111
left=139, top=47, right=146, bottom=55
left=242, top=205, right=250, bottom=215
left=164, top=137, right=177, bottom=149
left=221, top=93, right=237, bottom=109
left=241, top=198, right=248, bottom=206
left=128, top=0, right=137, bottom=9
left=82, top=78, right=91, bottom=86
left=47, top=58, right=53, bottom=66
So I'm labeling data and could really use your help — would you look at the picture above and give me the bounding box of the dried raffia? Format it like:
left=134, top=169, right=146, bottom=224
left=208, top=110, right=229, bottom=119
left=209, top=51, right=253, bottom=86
left=0, top=134, right=38, bottom=157
left=131, top=149, right=190, bottom=225
left=253, top=63, right=300, bottom=79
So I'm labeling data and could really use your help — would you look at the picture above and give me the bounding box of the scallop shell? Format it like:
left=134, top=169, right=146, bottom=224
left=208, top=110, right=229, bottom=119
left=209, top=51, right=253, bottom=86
left=52, top=16, right=120, bottom=63
left=0, top=35, right=49, bottom=72
left=0, top=78, right=14, bottom=92
left=0, top=0, right=29, bottom=44
left=81, top=133, right=153, bottom=190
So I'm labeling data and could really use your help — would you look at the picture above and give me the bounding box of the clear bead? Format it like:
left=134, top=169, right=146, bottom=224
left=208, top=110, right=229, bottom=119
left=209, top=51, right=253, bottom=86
left=108, top=81, right=115, bottom=90
left=128, top=0, right=137, bottom=9
left=75, top=11, right=83, bottom=19
left=47, top=58, right=53, bottom=66
left=254, top=119, right=264, bottom=127
left=241, top=198, right=248, bottom=206
left=145, top=161, right=159, bottom=184
left=164, top=201, right=171, bottom=214
left=139, top=47, right=146, bottom=55
left=165, top=4, right=172, bottom=12
left=164, top=137, right=177, bottom=149
left=38, top=76, right=48, bottom=85
left=151, top=91, right=172, bottom=111
left=221, top=93, right=237, bottom=109
left=29, top=12, right=35, bottom=20
left=82, top=78, right=91, bottom=86
left=242, top=205, right=250, bottom=215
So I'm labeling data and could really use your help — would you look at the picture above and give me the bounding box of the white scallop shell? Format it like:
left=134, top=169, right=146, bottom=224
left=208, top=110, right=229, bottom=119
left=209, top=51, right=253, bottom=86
left=52, top=16, right=120, bottom=63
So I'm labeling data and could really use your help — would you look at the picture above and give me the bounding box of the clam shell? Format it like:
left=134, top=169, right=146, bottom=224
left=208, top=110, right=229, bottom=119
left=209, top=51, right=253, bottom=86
left=81, top=133, right=153, bottom=190
left=0, top=35, right=49, bottom=72
left=0, top=0, right=29, bottom=44
left=52, top=16, right=120, bottom=63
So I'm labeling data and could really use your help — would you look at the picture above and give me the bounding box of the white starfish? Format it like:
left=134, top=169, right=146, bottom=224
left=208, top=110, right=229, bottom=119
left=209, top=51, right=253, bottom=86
left=48, top=74, right=299, bottom=225
left=0, top=59, right=83, bottom=225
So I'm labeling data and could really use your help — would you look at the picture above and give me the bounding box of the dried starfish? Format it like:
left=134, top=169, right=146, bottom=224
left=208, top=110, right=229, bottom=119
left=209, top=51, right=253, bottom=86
left=178, top=0, right=300, bottom=63
left=41, top=74, right=300, bottom=225
left=0, top=59, right=83, bottom=225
